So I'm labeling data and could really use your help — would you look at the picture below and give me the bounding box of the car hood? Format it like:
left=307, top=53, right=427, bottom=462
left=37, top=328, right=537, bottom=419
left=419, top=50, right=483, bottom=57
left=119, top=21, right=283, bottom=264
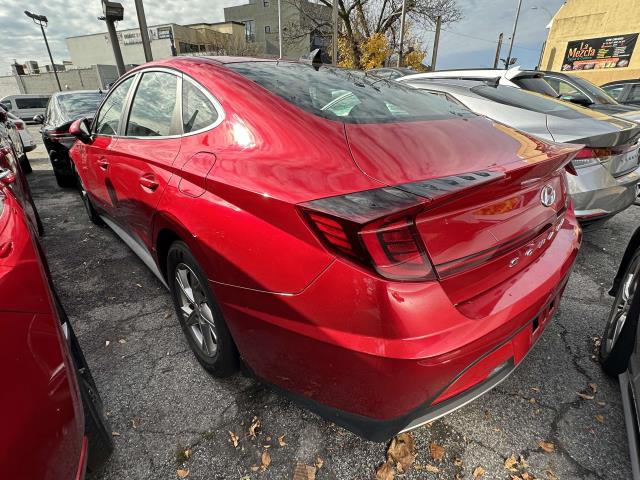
left=344, top=116, right=569, bottom=185
left=546, top=110, right=640, bottom=147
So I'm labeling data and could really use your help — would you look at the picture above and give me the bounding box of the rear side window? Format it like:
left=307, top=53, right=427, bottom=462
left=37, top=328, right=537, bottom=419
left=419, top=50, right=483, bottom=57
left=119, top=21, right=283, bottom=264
left=57, top=92, right=104, bottom=120
left=95, top=76, right=135, bottom=136
left=182, top=80, right=219, bottom=133
left=126, top=72, right=179, bottom=137
left=15, top=97, right=49, bottom=109
left=629, top=85, right=640, bottom=102
left=511, top=76, right=558, bottom=97
left=471, top=85, right=585, bottom=119
left=227, top=62, right=470, bottom=124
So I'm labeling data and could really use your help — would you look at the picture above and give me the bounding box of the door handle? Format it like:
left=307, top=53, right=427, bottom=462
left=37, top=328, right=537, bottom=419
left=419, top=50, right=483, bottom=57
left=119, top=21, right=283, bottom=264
left=139, top=174, right=159, bottom=191
left=97, top=158, right=109, bottom=170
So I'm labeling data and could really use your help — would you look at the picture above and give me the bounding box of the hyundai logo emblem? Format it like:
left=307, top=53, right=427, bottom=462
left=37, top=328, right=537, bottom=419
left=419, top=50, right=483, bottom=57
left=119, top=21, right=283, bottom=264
left=540, top=184, right=556, bottom=207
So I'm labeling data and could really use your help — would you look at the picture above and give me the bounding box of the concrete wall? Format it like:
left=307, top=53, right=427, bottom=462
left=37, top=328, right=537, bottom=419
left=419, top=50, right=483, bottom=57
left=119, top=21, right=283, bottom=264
left=0, top=75, right=20, bottom=98
left=3, top=65, right=119, bottom=95
left=541, top=0, right=640, bottom=85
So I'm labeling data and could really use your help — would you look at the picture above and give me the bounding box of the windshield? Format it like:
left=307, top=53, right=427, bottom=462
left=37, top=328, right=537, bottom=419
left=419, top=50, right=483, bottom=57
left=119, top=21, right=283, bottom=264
left=568, top=76, right=619, bottom=105
left=226, top=62, right=472, bottom=124
left=471, top=85, right=586, bottom=119
left=57, top=92, right=104, bottom=120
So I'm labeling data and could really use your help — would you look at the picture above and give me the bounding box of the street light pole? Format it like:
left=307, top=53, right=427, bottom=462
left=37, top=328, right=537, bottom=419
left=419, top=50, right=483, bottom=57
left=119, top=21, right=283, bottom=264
left=505, top=0, right=523, bottom=68
left=430, top=15, right=442, bottom=71
left=24, top=10, right=62, bottom=91
left=278, top=0, right=283, bottom=59
left=134, top=0, right=153, bottom=62
left=101, top=0, right=126, bottom=76
left=396, top=0, right=407, bottom=67
left=332, top=0, right=338, bottom=65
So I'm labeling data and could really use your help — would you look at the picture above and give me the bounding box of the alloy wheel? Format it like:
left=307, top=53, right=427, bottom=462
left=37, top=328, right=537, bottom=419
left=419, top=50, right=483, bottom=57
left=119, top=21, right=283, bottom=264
left=605, top=255, right=640, bottom=353
left=174, top=263, right=219, bottom=357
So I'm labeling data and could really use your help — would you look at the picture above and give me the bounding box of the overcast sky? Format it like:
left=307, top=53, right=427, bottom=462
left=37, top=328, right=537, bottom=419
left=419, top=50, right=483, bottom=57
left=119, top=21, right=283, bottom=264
left=1, top=0, right=566, bottom=74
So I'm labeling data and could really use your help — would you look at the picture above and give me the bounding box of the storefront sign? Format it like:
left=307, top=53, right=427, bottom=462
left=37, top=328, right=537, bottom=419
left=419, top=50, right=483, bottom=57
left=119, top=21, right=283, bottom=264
left=562, top=33, right=638, bottom=70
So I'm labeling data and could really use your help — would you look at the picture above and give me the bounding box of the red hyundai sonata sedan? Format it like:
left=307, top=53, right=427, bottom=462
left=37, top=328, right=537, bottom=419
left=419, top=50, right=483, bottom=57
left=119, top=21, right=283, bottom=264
left=69, top=56, right=582, bottom=441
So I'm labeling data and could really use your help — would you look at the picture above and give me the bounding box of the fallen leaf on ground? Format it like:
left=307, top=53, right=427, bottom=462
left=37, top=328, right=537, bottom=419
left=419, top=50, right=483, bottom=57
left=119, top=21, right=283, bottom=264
left=260, top=450, right=271, bottom=471
left=454, top=457, right=463, bottom=467
left=589, top=383, right=598, bottom=393
left=176, top=469, right=189, bottom=479
left=105, top=340, right=110, bottom=346
left=164, top=312, right=171, bottom=319
left=250, top=466, right=259, bottom=472
left=315, top=457, right=324, bottom=469
left=386, top=432, right=416, bottom=473
left=430, top=442, right=445, bottom=461
left=504, top=455, right=518, bottom=472
left=595, top=414, right=605, bottom=424
left=131, top=418, right=141, bottom=429
left=424, top=464, right=440, bottom=473
left=118, top=339, right=126, bottom=344
left=183, top=448, right=192, bottom=460
left=473, top=466, right=486, bottom=478
left=597, top=401, right=606, bottom=406
left=111, top=431, right=120, bottom=437
left=293, top=463, right=317, bottom=480
left=577, top=392, right=594, bottom=400
left=531, top=386, right=540, bottom=392
left=248, top=417, right=261, bottom=439
left=278, top=435, right=287, bottom=447
left=375, top=462, right=394, bottom=480
left=521, top=473, right=535, bottom=480
left=545, top=469, right=559, bottom=480
left=228, top=430, right=239, bottom=448
left=538, top=441, right=555, bottom=453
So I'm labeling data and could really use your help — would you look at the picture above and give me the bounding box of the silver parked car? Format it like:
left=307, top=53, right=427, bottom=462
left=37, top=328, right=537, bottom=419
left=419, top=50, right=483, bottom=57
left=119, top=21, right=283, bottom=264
left=399, top=78, right=640, bottom=222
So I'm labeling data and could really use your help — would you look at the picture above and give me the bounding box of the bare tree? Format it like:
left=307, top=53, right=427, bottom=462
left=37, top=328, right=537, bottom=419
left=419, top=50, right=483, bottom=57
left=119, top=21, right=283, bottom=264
left=284, top=0, right=461, bottom=66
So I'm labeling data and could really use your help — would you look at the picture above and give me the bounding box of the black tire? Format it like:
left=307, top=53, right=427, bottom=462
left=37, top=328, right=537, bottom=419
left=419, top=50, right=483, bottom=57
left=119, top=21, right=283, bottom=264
left=75, top=169, right=104, bottom=226
left=167, top=241, right=239, bottom=377
left=600, top=249, right=640, bottom=376
left=20, top=154, right=32, bottom=174
left=67, top=323, right=113, bottom=472
left=54, top=168, right=76, bottom=188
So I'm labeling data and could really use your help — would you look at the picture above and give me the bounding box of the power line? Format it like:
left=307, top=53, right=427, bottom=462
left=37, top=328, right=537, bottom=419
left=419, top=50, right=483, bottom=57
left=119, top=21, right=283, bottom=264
left=424, top=27, right=541, bottom=52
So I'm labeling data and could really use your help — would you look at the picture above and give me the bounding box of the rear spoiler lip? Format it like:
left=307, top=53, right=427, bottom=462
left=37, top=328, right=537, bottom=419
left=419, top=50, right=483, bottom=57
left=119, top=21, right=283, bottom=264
left=567, top=126, right=640, bottom=149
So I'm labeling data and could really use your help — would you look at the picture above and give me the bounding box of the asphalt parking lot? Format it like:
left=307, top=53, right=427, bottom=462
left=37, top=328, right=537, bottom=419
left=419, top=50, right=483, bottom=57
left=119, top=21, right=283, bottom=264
left=25, top=125, right=635, bottom=479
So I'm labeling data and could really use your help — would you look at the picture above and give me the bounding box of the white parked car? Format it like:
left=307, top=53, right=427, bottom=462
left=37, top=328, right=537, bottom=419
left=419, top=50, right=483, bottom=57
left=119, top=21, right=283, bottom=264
left=7, top=111, right=36, bottom=153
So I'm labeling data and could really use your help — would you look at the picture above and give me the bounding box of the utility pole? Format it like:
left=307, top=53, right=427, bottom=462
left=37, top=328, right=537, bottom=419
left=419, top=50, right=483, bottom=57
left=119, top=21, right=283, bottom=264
left=396, top=0, right=407, bottom=67
left=505, top=0, right=523, bottom=68
left=332, top=0, right=338, bottom=65
left=430, top=15, right=442, bottom=71
left=494, top=32, right=503, bottom=68
left=24, top=11, right=62, bottom=91
left=102, top=1, right=126, bottom=76
left=134, top=0, right=153, bottom=62
left=278, top=0, right=283, bottom=59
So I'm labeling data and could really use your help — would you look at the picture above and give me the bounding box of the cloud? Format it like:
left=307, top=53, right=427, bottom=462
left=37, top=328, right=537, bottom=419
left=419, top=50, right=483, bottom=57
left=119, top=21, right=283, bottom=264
left=0, top=0, right=565, bottom=73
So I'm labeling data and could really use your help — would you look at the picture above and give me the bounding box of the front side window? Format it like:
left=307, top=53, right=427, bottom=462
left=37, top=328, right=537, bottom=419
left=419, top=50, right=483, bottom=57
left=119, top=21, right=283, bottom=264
left=95, top=76, right=135, bottom=136
left=602, top=84, right=625, bottom=100
left=227, top=62, right=471, bottom=124
left=569, top=75, right=618, bottom=105
left=182, top=80, right=219, bottom=133
left=126, top=71, right=179, bottom=137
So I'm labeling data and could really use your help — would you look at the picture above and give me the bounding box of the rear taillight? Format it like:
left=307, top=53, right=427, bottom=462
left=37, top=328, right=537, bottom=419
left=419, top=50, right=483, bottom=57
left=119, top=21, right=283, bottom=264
left=571, top=147, right=601, bottom=169
left=14, top=122, right=24, bottom=131
left=300, top=170, right=505, bottom=282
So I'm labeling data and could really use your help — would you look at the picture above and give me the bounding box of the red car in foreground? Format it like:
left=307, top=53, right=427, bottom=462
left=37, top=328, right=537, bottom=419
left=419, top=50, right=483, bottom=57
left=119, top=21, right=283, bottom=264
left=69, top=56, right=582, bottom=441
left=0, top=110, right=112, bottom=476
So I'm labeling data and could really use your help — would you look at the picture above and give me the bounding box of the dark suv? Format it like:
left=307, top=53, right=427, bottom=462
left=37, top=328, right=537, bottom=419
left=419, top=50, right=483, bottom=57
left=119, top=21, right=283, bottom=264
left=35, top=90, right=104, bottom=187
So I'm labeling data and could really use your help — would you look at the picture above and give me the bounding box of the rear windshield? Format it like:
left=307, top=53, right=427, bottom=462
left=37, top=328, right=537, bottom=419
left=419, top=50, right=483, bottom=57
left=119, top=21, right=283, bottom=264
left=512, top=75, right=558, bottom=97
left=57, top=92, right=104, bottom=120
left=471, top=85, right=585, bottom=119
left=226, top=62, right=471, bottom=124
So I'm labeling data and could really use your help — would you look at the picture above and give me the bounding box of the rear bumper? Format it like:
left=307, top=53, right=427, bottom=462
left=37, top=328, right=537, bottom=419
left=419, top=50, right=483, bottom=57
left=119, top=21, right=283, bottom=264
left=216, top=210, right=582, bottom=441
left=568, top=165, right=640, bottom=220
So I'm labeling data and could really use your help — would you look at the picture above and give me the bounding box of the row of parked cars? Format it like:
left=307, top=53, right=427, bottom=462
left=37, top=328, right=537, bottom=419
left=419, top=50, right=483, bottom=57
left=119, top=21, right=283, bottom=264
left=2, top=58, right=640, bottom=475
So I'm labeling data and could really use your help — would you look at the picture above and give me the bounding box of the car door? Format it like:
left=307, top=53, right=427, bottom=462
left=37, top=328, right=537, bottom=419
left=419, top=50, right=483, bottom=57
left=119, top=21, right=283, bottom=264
left=106, top=69, right=182, bottom=250
left=80, top=75, right=137, bottom=214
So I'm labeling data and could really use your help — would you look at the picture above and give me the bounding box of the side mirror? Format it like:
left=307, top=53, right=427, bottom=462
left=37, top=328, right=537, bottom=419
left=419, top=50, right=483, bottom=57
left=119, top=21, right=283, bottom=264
left=69, top=118, right=92, bottom=144
left=33, top=114, right=44, bottom=124
left=0, top=168, right=16, bottom=187
left=562, top=95, right=593, bottom=107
